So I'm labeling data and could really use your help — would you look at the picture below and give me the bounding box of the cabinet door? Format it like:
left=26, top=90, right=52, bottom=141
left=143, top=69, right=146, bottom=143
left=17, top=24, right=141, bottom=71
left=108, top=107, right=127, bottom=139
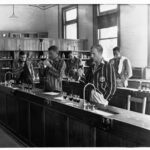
left=18, top=98, right=29, bottom=141
left=4, top=38, right=17, bottom=51
left=96, top=128, right=128, bottom=147
left=17, top=39, right=24, bottom=51
left=45, top=109, right=68, bottom=147
left=6, top=94, right=19, bottom=133
left=0, top=38, right=5, bottom=50
left=0, top=92, right=7, bottom=123
left=69, top=118, right=95, bottom=147
left=30, top=103, right=44, bottom=146
left=96, top=128, right=109, bottom=146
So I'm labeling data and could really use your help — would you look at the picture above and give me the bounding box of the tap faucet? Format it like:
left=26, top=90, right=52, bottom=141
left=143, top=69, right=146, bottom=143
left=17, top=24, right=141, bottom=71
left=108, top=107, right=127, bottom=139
left=4, top=71, right=13, bottom=86
left=83, top=83, right=96, bottom=109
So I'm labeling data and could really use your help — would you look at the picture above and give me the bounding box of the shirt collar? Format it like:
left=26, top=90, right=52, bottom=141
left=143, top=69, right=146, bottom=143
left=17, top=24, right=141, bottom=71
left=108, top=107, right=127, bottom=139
left=93, top=58, right=105, bottom=72
left=96, top=57, right=105, bottom=66
left=101, top=58, right=105, bottom=64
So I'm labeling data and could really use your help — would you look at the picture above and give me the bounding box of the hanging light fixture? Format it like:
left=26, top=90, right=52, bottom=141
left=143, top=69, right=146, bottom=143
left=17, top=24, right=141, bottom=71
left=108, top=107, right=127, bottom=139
left=9, top=4, right=17, bottom=18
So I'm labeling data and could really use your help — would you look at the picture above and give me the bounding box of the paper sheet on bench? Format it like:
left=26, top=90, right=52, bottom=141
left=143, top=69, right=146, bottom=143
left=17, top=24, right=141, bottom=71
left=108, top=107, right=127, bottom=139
left=54, top=97, right=73, bottom=106
left=43, top=92, right=59, bottom=96
left=93, top=109, right=114, bottom=117
left=54, top=96, right=64, bottom=101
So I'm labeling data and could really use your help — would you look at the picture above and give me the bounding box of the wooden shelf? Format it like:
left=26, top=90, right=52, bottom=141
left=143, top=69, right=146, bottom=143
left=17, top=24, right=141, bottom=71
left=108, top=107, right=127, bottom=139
left=0, top=59, right=13, bottom=61
left=23, top=50, right=41, bottom=52
left=63, top=58, right=70, bottom=60
left=59, top=50, right=90, bottom=53
left=1, top=68, right=12, bottom=70
left=81, top=58, right=90, bottom=61
left=33, top=67, right=40, bottom=69
left=59, top=50, right=72, bottom=52
left=74, top=50, right=90, bottom=53
left=0, top=50, right=18, bottom=52
left=29, top=58, right=40, bottom=61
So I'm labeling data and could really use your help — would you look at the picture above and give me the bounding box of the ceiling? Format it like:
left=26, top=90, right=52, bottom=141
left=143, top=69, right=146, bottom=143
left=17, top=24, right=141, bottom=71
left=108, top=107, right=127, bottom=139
left=29, top=4, right=58, bottom=10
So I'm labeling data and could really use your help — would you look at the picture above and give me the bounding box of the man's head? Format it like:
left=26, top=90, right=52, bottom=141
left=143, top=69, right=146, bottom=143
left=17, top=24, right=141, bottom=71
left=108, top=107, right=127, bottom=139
left=19, top=51, right=27, bottom=62
left=113, top=46, right=121, bottom=58
left=68, top=52, right=73, bottom=59
left=91, top=44, right=103, bottom=63
left=48, top=45, right=58, bottom=60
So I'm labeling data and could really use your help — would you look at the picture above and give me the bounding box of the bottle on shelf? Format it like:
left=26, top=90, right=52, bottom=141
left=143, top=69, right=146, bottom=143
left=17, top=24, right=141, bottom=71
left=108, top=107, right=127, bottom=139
left=62, top=53, right=65, bottom=59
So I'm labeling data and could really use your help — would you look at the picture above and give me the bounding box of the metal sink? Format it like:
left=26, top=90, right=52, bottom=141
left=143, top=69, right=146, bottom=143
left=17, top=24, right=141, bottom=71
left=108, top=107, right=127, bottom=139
left=92, top=109, right=115, bottom=117
left=92, top=106, right=118, bottom=117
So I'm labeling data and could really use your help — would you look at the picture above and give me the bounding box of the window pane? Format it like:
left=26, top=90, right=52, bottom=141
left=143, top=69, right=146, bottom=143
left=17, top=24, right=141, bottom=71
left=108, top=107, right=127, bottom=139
left=66, top=8, right=77, bottom=21
left=100, top=5, right=117, bottom=12
left=99, top=38, right=117, bottom=61
left=99, top=26, right=118, bottom=39
left=66, top=23, right=77, bottom=39
left=98, top=29, right=100, bottom=39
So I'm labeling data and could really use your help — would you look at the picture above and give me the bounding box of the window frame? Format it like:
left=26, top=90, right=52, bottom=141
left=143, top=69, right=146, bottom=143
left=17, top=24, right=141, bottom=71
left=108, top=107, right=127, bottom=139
left=62, top=5, right=79, bottom=39
left=96, top=4, right=120, bottom=47
left=94, top=4, right=120, bottom=60
left=97, top=4, right=118, bottom=16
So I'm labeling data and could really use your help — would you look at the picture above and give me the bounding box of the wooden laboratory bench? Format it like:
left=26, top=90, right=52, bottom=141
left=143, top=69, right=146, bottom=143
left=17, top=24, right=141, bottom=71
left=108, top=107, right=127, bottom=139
left=109, top=87, right=150, bottom=114
left=62, top=80, right=150, bottom=115
left=0, top=84, right=150, bottom=147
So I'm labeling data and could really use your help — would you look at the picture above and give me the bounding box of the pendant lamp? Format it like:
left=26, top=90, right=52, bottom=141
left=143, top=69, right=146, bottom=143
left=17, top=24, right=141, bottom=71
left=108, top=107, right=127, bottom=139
left=9, top=4, right=17, bottom=18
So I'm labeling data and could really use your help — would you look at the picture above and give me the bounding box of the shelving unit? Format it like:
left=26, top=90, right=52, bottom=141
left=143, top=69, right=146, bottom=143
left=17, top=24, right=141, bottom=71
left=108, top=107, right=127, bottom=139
left=0, top=50, right=14, bottom=81
left=0, top=31, right=48, bottom=39
left=59, top=50, right=91, bottom=74
left=0, top=59, right=13, bottom=61
left=0, top=37, right=88, bottom=82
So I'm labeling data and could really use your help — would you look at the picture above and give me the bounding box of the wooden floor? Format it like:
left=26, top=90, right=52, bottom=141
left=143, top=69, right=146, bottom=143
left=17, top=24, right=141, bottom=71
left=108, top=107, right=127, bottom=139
left=0, top=125, right=25, bottom=147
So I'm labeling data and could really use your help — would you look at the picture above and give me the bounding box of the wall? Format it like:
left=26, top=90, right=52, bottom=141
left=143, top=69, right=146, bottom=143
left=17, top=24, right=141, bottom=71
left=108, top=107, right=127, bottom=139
left=0, top=4, right=46, bottom=32
left=45, top=4, right=149, bottom=67
left=148, top=5, right=150, bottom=67
left=0, top=4, right=149, bottom=68
left=120, top=5, right=148, bottom=67
left=45, top=5, right=59, bottom=38
left=78, top=5, right=93, bottom=49
left=45, top=4, right=93, bottom=49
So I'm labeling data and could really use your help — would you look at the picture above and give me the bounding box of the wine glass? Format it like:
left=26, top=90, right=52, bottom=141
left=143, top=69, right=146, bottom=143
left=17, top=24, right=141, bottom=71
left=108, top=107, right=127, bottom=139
left=62, top=92, right=67, bottom=100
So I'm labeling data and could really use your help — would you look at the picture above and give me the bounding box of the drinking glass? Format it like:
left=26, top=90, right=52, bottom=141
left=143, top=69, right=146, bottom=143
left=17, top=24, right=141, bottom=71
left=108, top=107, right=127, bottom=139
left=62, top=92, right=67, bottom=100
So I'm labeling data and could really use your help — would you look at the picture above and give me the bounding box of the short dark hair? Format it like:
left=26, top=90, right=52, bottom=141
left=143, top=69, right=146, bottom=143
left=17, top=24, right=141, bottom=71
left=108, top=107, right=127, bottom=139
left=113, top=46, right=120, bottom=52
left=39, top=51, right=44, bottom=57
left=19, top=51, right=26, bottom=56
left=48, top=45, right=58, bottom=53
left=91, top=44, right=103, bottom=54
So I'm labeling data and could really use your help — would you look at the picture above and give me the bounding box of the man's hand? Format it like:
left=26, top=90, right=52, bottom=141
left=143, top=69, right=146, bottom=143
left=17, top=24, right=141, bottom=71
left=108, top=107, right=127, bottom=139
left=43, top=60, right=52, bottom=68
left=78, top=68, right=84, bottom=77
left=90, top=89, right=108, bottom=106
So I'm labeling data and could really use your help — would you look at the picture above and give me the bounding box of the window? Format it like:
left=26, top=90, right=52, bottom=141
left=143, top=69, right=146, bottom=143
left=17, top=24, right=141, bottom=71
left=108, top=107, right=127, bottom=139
left=63, top=6, right=78, bottom=39
left=98, top=4, right=118, bottom=14
left=97, top=4, right=119, bottom=61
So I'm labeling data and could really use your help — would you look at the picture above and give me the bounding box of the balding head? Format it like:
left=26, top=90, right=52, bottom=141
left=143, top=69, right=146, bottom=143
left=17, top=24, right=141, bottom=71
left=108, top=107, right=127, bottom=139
left=91, top=45, right=103, bottom=54
left=91, top=44, right=103, bottom=63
